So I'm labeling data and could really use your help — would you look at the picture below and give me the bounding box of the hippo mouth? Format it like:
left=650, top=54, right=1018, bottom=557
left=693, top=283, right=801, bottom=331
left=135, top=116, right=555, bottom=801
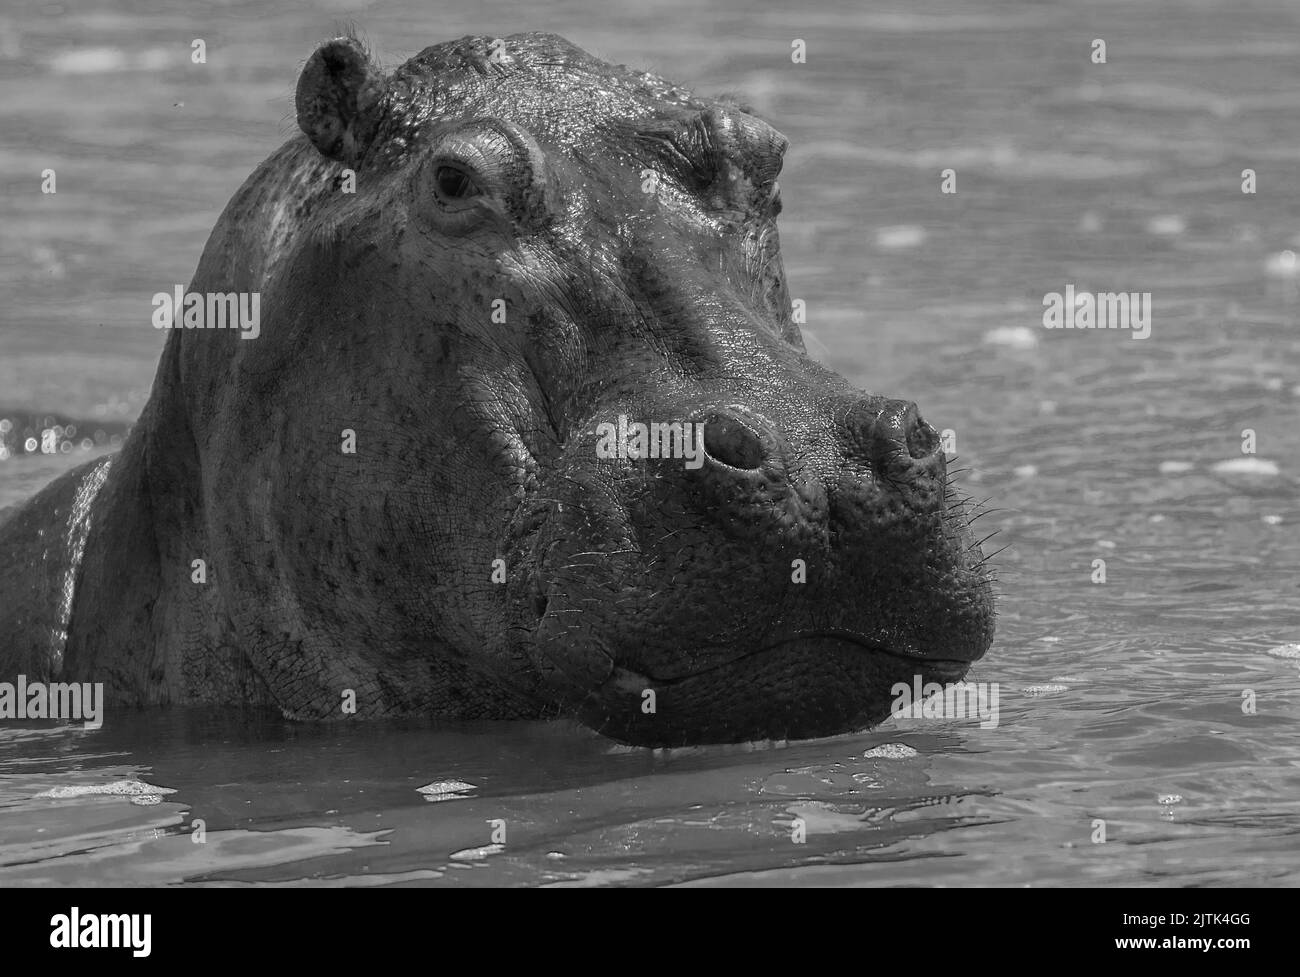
left=606, top=631, right=976, bottom=687
left=568, top=630, right=981, bottom=747
left=768, top=631, right=978, bottom=670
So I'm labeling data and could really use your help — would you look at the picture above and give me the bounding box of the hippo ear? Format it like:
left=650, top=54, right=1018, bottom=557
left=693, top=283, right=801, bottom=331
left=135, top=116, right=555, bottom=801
left=295, top=37, right=386, bottom=165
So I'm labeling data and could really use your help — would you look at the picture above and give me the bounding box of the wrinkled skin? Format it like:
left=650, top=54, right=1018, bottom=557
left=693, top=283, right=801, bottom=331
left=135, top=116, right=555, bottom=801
left=0, top=33, right=994, bottom=746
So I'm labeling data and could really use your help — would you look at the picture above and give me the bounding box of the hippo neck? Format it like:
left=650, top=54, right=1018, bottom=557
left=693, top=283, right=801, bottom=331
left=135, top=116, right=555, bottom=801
left=61, top=301, right=294, bottom=708
left=58, top=139, right=343, bottom=702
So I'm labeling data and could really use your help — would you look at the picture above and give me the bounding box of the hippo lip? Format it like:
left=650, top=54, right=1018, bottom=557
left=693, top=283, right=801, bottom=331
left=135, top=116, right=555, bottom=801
left=608, top=630, right=973, bottom=688
left=761, top=630, right=976, bottom=667
left=589, top=630, right=978, bottom=746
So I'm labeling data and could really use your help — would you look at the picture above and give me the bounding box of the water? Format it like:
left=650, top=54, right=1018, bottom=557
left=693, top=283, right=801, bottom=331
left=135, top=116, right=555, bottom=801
left=2, top=0, right=1299, bottom=885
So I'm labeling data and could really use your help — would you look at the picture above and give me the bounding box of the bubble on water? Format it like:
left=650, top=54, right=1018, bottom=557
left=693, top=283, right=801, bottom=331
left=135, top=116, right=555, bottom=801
left=37, top=780, right=176, bottom=799
left=1149, top=513, right=1166, bottom=523
left=1210, top=97, right=1236, bottom=118
left=80, top=438, right=92, bottom=450
left=1158, top=794, right=1183, bottom=805
left=1077, top=211, right=1103, bottom=234
left=449, top=843, right=504, bottom=861
left=417, top=780, right=477, bottom=802
left=137, top=48, right=175, bottom=71
left=1266, top=250, right=1298, bottom=278
left=48, top=47, right=128, bottom=74
left=546, top=852, right=566, bottom=860
left=1210, top=457, right=1279, bottom=476
left=1158, top=460, right=1194, bottom=474
left=983, top=326, right=1038, bottom=350
left=1022, top=684, right=1068, bottom=696
left=417, top=779, right=477, bottom=793
left=60, top=441, right=72, bottom=453
left=1265, top=643, right=1300, bottom=660
left=863, top=743, right=918, bottom=760
left=24, top=438, right=37, bottom=453
left=1012, top=464, right=1037, bottom=479
left=1146, top=214, right=1186, bottom=237
left=0, top=419, right=10, bottom=434
left=875, top=225, right=927, bottom=250
left=1096, top=539, right=1116, bottom=549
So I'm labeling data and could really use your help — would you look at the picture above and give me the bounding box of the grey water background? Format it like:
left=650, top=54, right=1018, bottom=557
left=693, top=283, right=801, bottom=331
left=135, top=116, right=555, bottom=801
left=2, top=0, right=1299, bottom=886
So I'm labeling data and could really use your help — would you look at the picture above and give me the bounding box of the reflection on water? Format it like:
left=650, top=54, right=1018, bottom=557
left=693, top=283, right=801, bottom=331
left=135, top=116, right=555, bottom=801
left=1, top=0, right=1299, bottom=885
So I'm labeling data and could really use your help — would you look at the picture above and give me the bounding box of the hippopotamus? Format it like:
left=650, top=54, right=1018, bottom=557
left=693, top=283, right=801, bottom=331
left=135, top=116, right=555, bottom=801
left=0, top=32, right=994, bottom=747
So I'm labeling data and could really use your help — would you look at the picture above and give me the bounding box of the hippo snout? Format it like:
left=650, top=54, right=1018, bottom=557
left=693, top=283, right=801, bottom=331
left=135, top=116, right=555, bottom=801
left=507, top=383, right=993, bottom=745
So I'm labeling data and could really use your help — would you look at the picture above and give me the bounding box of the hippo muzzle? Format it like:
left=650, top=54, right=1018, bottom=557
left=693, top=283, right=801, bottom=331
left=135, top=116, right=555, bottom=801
left=502, top=360, right=993, bottom=746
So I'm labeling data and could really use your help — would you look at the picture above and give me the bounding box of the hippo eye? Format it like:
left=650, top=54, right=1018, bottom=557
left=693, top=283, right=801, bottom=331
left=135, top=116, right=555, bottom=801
left=424, top=121, right=552, bottom=233
left=434, top=165, right=481, bottom=201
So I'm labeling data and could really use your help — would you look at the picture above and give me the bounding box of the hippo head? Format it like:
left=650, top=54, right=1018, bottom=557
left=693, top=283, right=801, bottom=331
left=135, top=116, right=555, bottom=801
left=177, top=33, right=993, bottom=746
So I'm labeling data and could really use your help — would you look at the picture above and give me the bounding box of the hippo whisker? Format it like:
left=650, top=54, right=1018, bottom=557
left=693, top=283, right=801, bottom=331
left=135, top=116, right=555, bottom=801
left=565, top=548, right=642, bottom=560
left=973, top=546, right=1012, bottom=576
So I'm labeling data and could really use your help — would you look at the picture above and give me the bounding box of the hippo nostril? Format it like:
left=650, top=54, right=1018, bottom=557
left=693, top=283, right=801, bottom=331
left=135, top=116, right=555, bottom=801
left=843, top=397, right=941, bottom=470
left=699, top=411, right=766, bottom=471
left=871, top=400, right=940, bottom=464
left=907, top=416, right=940, bottom=460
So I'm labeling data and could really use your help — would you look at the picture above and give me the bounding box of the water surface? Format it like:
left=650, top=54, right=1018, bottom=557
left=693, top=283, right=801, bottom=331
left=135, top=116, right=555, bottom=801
left=2, top=0, right=1299, bottom=886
